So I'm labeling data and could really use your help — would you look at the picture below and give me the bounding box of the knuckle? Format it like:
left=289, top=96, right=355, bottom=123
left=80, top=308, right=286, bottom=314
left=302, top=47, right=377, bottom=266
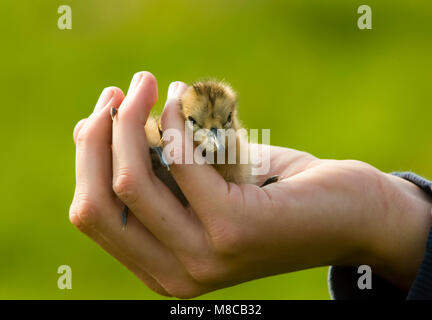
left=208, top=220, right=244, bottom=256
left=73, top=119, right=87, bottom=143
left=75, top=127, right=89, bottom=146
left=69, top=194, right=99, bottom=229
left=75, top=124, right=97, bottom=146
left=113, top=170, right=139, bottom=204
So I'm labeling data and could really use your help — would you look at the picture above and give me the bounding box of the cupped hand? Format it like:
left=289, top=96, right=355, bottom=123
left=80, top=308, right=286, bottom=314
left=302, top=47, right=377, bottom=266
left=70, top=72, right=432, bottom=297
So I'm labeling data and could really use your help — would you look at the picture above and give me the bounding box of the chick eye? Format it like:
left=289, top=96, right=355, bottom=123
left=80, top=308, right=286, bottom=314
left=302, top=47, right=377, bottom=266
left=227, top=112, right=232, bottom=123
left=188, top=116, right=196, bottom=125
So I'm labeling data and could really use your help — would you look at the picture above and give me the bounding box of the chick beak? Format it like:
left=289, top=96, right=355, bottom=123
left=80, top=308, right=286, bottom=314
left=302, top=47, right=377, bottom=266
left=209, top=128, right=225, bottom=152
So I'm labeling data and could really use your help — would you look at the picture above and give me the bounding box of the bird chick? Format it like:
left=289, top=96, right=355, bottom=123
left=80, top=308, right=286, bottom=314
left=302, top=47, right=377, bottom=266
left=114, top=80, right=278, bottom=228
left=146, top=80, right=256, bottom=186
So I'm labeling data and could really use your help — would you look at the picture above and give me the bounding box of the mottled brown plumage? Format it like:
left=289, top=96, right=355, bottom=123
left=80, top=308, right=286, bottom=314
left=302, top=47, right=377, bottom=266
left=115, top=80, right=278, bottom=226
left=145, top=80, right=256, bottom=205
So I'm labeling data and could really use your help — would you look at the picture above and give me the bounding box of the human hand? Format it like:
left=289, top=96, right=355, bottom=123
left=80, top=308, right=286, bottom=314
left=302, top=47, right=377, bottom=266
left=70, top=72, right=432, bottom=297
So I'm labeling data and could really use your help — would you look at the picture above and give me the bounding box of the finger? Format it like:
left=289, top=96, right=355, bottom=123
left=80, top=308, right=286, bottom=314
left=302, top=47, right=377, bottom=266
left=112, top=73, right=203, bottom=250
left=73, top=87, right=122, bottom=144
left=72, top=86, right=123, bottom=215
left=70, top=197, right=170, bottom=296
left=71, top=86, right=173, bottom=295
left=70, top=197, right=181, bottom=296
left=160, top=82, right=229, bottom=215
left=75, top=87, right=124, bottom=201
left=94, top=87, right=116, bottom=113
left=73, top=119, right=87, bottom=144
left=112, top=72, right=158, bottom=175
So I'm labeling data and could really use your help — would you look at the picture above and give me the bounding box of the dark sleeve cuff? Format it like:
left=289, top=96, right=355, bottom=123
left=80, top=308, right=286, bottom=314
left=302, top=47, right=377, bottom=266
left=328, top=172, right=432, bottom=300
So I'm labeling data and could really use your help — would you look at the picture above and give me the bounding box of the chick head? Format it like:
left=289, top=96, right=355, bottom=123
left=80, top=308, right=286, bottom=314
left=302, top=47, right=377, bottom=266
left=180, top=80, right=238, bottom=153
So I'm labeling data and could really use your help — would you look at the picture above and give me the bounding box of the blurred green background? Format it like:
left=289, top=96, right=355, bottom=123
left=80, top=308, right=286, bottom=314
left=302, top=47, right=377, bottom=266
left=0, top=0, right=431, bottom=299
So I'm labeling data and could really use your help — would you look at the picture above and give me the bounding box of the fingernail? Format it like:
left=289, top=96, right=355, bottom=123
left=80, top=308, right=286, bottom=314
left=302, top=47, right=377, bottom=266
left=94, top=88, right=114, bottom=113
left=168, top=82, right=180, bottom=99
left=127, top=72, right=145, bottom=95
left=110, top=107, right=118, bottom=120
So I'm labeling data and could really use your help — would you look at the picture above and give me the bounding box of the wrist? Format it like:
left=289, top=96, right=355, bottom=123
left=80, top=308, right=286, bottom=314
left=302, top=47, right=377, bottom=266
left=365, top=172, right=432, bottom=290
